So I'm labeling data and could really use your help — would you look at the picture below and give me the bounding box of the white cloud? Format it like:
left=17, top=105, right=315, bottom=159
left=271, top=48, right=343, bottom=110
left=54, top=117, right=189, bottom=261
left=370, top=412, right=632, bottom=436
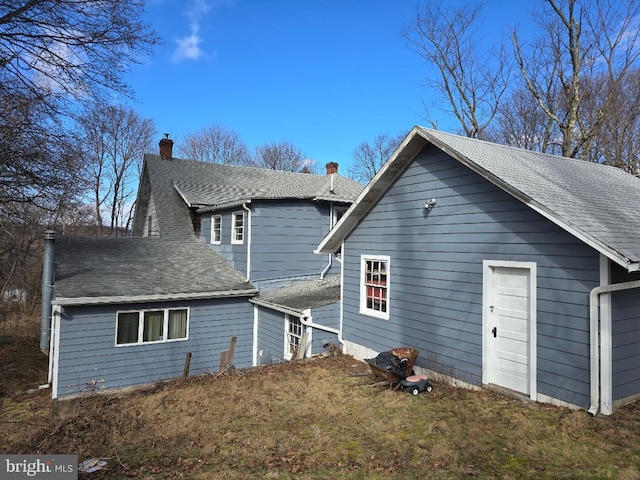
left=171, top=0, right=222, bottom=63
left=172, top=24, right=205, bottom=62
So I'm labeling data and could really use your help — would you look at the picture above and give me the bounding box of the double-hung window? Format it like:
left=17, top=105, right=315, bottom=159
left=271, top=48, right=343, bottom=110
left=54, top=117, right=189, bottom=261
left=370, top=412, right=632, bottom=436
left=285, top=315, right=303, bottom=359
left=211, top=215, right=221, bottom=244
left=360, top=255, right=390, bottom=320
left=116, top=308, right=189, bottom=346
left=232, top=211, right=244, bottom=244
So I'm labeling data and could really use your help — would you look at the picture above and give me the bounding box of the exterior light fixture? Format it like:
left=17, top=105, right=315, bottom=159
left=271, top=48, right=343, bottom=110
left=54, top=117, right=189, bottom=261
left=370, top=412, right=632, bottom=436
left=424, top=198, right=437, bottom=210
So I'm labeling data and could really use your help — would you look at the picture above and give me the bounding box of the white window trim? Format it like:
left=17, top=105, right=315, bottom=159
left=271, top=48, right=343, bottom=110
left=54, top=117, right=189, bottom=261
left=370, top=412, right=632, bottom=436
left=211, top=215, right=221, bottom=244
left=360, top=254, right=390, bottom=320
left=115, top=307, right=190, bottom=347
left=284, top=314, right=303, bottom=360
left=231, top=211, right=245, bottom=245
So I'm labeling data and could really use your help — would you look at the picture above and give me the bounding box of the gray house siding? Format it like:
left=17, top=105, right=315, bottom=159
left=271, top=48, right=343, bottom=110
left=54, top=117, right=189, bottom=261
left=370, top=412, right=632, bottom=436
left=202, top=210, right=247, bottom=273
left=250, top=200, right=331, bottom=282
left=308, top=302, right=340, bottom=352
left=255, top=302, right=340, bottom=363
left=255, top=306, right=285, bottom=364
left=55, top=297, right=253, bottom=398
left=202, top=201, right=335, bottom=284
left=612, top=288, right=640, bottom=401
left=341, top=144, right=600, bottom=407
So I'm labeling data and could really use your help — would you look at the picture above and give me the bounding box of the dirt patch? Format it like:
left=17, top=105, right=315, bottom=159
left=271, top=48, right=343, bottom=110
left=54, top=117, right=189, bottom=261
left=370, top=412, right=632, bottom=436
left=2, top=321, right=640, bottom=479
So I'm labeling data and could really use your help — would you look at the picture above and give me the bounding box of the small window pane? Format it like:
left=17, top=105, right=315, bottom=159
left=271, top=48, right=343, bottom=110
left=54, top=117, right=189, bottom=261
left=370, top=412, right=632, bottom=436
left=168, top=309, right=187, bottom=340
left=117, top=312, right=139, bottom=345
left=211, top=216, right=221, bottom=243
left=232, top=212, right=244, bottom=243
left=362, top=257, right=389, bottom=318
left=287, top=316, right=303, bottom=357
left=143, top=311, right=164, bottom=342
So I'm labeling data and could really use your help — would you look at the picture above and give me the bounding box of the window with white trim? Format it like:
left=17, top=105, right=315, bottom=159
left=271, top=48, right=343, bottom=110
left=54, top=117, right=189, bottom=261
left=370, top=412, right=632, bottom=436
left=211, top=215, right=221, bottom=244
left=116, top=308, right=189, bottom=346
left=232, top=211, right=244, bottom=244
left=360, top=255, right=390, bottom=319
left=285, top=315, right=303, bottom=359
left=332, top=206, right=347, bottom=228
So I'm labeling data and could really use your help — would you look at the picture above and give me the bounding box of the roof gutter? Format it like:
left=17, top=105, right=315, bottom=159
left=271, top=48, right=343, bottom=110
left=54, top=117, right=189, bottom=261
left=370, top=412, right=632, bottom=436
left=53, top=288, right=257, bottom=307
left=588, top=279, right=640, bottom=415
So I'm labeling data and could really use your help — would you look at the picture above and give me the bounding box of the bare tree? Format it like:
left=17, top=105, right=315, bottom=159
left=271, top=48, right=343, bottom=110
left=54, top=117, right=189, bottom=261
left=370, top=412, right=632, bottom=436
left=402, top=0, right=512, bottom=138
left=513, top=0, right=640, bottom=159
left=78, top=104, right=156, bottom=236
left=0, top=0, right=158, bottom=116
left=0, top=1, right=157, bottom=300
left=178, top=125, right=251, bottom=165
left=252, top=141, right=316, bottom=173
left=348, top=132, right=406, bottom=183
left=582, top=69, right=640, bottom=172
left=488, top=85, right=561, bottom=154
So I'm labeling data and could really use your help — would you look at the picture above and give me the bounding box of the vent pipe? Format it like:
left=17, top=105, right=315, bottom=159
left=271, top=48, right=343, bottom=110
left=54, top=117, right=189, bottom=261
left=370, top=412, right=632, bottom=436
left=40, top=230, right=55, bottom=355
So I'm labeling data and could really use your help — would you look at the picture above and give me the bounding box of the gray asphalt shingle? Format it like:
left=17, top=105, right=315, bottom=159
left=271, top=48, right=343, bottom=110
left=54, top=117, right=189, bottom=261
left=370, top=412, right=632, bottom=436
left=423, top=128, right=640, bottom=264
left=250, top=275, right=340, bottom=314
left=318, top=126, right=640, bottom=269
left=137, top=155, right=363, bottom=238
left=53, top=236, right=255, bottom=303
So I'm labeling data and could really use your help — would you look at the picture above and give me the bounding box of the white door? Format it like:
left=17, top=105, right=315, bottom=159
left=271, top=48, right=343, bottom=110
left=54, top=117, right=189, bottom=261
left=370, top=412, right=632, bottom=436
left=483, top=262, right=537, bottom=398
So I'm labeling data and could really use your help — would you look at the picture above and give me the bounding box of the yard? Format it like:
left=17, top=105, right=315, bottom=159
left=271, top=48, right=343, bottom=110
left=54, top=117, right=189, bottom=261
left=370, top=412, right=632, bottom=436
left=2, top=313, right=640, bottom=479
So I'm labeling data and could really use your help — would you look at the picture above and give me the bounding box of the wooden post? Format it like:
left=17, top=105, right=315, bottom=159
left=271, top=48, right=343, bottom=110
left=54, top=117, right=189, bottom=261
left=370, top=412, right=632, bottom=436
left=219, top=336, right=238, bottom=372
left=183, top=352, right=192, bottom=377
left=294, top=331, right=310, bottom=360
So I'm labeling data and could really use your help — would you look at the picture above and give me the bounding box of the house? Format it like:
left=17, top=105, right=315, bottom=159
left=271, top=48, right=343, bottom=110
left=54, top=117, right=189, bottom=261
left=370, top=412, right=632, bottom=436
left=42, top=136, right=363, bottom=399
left=316, top=126, right=640, bottom=415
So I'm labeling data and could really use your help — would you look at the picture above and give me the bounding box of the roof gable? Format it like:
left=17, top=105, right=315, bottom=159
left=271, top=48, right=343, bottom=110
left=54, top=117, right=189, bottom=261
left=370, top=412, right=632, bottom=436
left=317, top=126, right=640, bottom=271
left=134, top=155, right=363, bottom=236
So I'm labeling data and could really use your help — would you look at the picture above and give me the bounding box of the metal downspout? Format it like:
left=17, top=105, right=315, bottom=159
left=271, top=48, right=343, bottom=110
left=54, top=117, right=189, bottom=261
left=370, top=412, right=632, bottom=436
left=321, top=202, right=335, bottom=279
left=242, top=203, right=251, bottom=282
left=588, top=279, right=640, bottom=416
left=320, top=254, right=332, bottom=279
left=300, top=310, right=346, bottom=349
left=40, top=230, right=55, bottom=355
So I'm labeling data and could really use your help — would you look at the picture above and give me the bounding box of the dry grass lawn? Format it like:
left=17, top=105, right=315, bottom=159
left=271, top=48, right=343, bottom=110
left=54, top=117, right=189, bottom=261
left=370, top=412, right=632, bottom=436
left=2, top=312, right=640, bottom=479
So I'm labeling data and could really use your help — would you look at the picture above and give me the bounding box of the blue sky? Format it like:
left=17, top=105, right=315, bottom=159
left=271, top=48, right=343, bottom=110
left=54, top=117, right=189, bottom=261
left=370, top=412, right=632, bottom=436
left=126, top=1, right=525, bottom=173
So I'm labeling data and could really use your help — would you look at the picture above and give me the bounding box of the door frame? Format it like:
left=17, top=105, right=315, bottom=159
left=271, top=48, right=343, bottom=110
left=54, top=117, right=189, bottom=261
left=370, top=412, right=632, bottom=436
left=482, top=260, right=537, bottom=399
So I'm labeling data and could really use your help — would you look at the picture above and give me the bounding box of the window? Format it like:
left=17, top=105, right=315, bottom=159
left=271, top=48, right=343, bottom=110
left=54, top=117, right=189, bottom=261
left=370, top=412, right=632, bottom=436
left=332, top=207, right=347, bottom=228
left=360, top=255, right=390, bottom=320
left=116, top=308, right=189, bottom=346
left=285, top=315, right=303, bottom=359
left=232, top=211, right=244, bottom=244
left=147, top=215, right=153, bottom=237
left=211, top=215, right=221, bottom=244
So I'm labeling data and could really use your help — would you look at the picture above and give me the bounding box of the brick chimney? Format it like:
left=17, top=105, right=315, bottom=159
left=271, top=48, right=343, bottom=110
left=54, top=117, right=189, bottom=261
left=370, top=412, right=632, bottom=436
left=159, top=133, right=173, bottom=159
left=326, top=162, right=338, bottom=175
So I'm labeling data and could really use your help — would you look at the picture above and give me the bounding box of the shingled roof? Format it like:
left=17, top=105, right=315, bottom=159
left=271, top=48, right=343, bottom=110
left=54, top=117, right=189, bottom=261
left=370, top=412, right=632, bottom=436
left=53, top=236, right=256, bottom=305
left=249, top=274, right=340, bottom=315
left=317, top=126, right=640, bottom=272
left=132, top=155, right=364, bottom=238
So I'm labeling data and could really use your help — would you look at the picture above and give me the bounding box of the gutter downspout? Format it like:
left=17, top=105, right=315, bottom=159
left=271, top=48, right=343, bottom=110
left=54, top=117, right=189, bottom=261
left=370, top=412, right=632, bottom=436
left=300, top=309, right=345, bottom=349
left=588, top=278, right=640, bottom=416
left=320, top=203, right=334, bottom=279
left=40, top=230, right=55, bottom=355
left=242, top=203, right=252, bottom=282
